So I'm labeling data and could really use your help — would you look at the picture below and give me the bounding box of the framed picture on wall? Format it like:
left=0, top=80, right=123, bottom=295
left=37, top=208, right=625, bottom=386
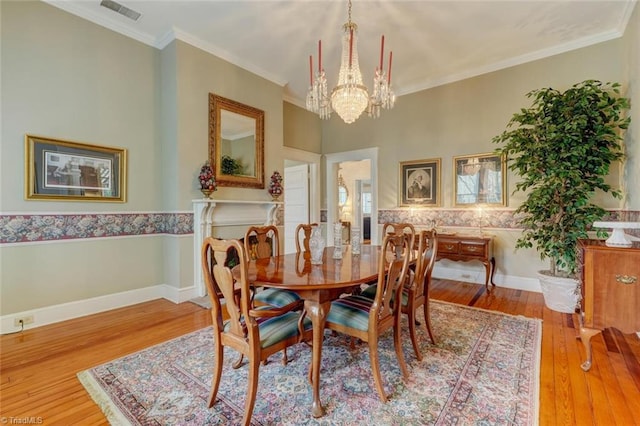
left=25, top=134, right=127, bottom=202
left=399, top=158, right=441, bottom=207
left=453, top=152, right=506, bottom=207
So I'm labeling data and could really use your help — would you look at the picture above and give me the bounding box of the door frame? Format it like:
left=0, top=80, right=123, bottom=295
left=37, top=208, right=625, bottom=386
left=325, top=148, right=379, bottom=246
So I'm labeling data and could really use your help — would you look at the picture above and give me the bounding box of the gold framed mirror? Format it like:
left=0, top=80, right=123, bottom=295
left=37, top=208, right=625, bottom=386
left=337, top=174, right=348, bottom=206
left=209, top=94, right=264, bottom=188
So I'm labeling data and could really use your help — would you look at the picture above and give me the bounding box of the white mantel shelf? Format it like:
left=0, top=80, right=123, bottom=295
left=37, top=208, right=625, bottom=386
left=192, top=199, right=282, bottom=297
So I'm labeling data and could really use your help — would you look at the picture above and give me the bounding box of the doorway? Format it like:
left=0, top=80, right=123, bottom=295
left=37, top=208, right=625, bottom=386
left=325, top=148, right=379, bottom=246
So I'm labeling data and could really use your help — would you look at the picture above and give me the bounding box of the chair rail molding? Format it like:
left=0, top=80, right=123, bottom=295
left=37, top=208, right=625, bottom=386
left=192, top=199, right=281, bottom=297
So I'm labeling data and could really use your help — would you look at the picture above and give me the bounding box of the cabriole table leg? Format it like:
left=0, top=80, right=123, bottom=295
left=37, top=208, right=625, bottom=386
left=578, top=326, right=602, bottom=371
left=304, top=299, right=330, bottom=417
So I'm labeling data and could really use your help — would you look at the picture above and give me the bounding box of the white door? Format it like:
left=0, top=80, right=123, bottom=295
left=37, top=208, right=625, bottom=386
left=353, top=179, right=364, bottom=232
left=284, top=164, right=309, bottom=254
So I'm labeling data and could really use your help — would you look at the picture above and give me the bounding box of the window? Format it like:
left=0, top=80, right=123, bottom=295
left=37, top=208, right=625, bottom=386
left=362, top=192, right=372, bottom=214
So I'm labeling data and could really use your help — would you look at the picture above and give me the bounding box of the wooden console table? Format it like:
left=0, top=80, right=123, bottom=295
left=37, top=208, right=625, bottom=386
left=577, top=239, right=640, bottom=371
left=436, top=234, right=496, bottom=292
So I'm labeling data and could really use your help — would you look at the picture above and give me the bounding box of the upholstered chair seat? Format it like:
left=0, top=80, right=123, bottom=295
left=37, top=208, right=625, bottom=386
left=326, top=295, right=375, bottom=331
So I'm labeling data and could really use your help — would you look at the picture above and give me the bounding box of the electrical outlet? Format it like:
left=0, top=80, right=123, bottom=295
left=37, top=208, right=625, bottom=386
left=14, top=315, right=34, bottom=327
left=461, top=274, right=472, bottom=279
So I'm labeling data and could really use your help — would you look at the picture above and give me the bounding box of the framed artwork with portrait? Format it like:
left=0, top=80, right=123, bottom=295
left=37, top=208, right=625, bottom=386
left=399, top=158, right=441, bottom=207
left=453, top=152, right=506, bottom=207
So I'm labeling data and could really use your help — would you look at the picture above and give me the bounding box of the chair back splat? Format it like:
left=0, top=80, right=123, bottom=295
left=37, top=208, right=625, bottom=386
left=382, top=222, right=416, bottom=261
left=201, top=237, right=310, bottom=426
left=361, top=221, right=416, bottom=292
left=245, top=225, right=280, bottom=260
left=295, top=223, right=319, bottom=259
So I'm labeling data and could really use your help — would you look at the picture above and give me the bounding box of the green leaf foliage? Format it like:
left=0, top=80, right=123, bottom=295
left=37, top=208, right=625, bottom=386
left=492, top=80, right=630, bottom=276
left=221, top=155, right=244, bottom=175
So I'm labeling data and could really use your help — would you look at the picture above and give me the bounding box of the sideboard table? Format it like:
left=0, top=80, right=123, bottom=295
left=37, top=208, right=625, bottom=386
left=577, top=239, right=640, bottom=371
left=436, top=234, right=496, bottom=292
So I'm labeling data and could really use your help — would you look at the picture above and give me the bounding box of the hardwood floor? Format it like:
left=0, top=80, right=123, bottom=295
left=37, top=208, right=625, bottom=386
left=1, top=279, right=639, bottom=425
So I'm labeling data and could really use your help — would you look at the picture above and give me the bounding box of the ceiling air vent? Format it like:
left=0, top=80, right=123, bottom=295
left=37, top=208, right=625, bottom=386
left=99, top=0, right=142, bottom=21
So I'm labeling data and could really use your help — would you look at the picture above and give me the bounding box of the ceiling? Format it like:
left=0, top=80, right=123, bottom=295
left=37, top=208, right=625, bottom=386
left=45, top=0, right=636, bottom=108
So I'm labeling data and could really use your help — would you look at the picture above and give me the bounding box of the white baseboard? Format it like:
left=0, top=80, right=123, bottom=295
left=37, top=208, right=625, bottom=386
left=432, top=264, right=541, bottom=293
left=0, top=283, right=199, bottom=335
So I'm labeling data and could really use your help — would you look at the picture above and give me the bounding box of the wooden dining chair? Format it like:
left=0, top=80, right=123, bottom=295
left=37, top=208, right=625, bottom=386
left=324, top=232, right=413, bottom=402
left=401, top=229, right=438, bottom=360
left=245, top=225, right=302, bottom=365
left=201, top=237, right=312, bottom=426
left=362, top=225, right=438, bottom=360
left=245, top=225, right=301, bottom=308
left=295, top=222, right=318, bottom=260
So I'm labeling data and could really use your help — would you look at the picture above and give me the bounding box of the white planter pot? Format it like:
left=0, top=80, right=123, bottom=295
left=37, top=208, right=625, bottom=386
left=537, top=271, right=580, bottom=313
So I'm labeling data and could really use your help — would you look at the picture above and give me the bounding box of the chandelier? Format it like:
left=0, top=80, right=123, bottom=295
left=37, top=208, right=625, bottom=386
left=305, top=0, right=395, bottom=124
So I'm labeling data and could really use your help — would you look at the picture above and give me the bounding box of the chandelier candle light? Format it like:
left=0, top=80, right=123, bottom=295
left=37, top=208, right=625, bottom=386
left=306, top=0, right=395, bottom=124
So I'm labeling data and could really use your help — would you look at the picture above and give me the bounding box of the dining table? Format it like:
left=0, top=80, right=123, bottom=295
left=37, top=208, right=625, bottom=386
left=245, top=244, right=383, bottom=418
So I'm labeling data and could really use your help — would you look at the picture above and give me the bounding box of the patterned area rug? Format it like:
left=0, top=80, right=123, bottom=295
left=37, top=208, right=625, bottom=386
left=78, top=301, right=541, bottom=425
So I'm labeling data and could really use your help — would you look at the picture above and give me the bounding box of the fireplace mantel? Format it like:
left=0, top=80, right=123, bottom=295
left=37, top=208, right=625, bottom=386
left=192, top=199, right=282, bottom=297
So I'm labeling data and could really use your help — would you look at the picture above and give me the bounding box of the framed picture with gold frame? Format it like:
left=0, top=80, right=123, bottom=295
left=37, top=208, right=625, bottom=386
left=25, top=134, right=127, bottom=202
left=399, top=158, right=441, bottom=207
left=453, top=152, right=506, bottom=207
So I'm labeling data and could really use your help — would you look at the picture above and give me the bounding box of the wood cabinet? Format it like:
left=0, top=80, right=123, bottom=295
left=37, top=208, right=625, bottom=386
left=577, top=239, right=640, bottom=371
left=436, top=234, right=496, bottom=291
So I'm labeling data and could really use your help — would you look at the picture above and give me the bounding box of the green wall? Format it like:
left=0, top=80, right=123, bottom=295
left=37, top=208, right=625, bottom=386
left=0, top=1, right=285, bottom=316
left=321, top=38, right=630, bottom=210
left=0, top=0, right=637, bottom=319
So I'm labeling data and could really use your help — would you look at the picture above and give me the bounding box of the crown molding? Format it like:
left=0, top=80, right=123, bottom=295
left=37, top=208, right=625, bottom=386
left=43, top=0, right=157, bottom=47
left=397, top=28, right=624, bottom=97
left=166, top=28, right=287, bottom=88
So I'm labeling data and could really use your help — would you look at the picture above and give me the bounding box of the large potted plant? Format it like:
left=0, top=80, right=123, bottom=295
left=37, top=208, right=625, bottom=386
left=492, top=80, right=630, bottom=313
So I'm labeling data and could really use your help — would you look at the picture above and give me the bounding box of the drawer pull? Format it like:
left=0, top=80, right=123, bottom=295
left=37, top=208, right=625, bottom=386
left=445, top=244, right=455, bottom=250
left=466, top=246, right=479, bottom=252
left=615, top=275, right=637, bottom=285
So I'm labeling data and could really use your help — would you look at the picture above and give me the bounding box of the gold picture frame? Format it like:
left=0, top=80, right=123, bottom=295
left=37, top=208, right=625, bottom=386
left=399, top=158, right=441, bottom=207
left=25, top=134, right=127, bottom=202
left=453, top=152, right=506, bottom=207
